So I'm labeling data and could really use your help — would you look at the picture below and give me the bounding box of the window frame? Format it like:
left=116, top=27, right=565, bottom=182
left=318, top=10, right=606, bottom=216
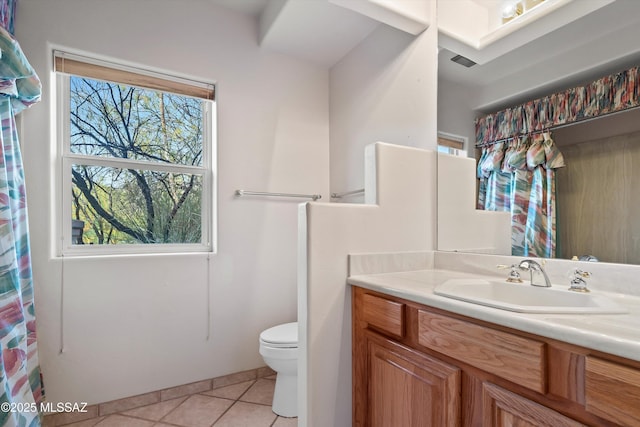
left=55, top=51, right=216, bottom=256
left=437, top=132, right=468, bottom=157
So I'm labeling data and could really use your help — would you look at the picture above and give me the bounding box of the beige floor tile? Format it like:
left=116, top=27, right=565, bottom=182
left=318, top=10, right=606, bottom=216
left=61, top=372, right=296, bottom=427
left=273, top=417, right=298, bottom=427
left=59, top=417, right=106, bottom=427
left=201, top=380, right=255, bottom=400
left=160, top=395, right=232, bottom=427
left=122, top=396, right=188, bottom=421
left=256, top=366, right=275, bottom=379
left=160, top=380, right=212, bottom=401
left=212, top=402, right=276, bottom=427
left=238, top=378, right=275, bottom=406
left=99, top=393, right=160, bottom=416
left=43, top=405, right=100, bottom=426
left=94, top=414, right=155, bottom=427
left=212, top=370, right=257, bottom=389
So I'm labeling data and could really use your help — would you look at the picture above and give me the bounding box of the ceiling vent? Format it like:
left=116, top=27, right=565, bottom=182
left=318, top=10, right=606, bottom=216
left=450, top=54, right=476, bottom=68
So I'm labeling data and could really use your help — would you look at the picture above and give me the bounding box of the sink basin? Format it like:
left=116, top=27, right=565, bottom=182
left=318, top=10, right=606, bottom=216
left=434, top=279, right=628, bottom=314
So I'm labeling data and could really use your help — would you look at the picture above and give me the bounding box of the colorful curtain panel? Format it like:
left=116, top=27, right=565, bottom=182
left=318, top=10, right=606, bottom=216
left=477, top=133, right=565, bottom=258
left=0, top=26, right=43, bottom=427
left=475, top=66, right=640, bottom=145
left=0, top=0, right=15, bottom=34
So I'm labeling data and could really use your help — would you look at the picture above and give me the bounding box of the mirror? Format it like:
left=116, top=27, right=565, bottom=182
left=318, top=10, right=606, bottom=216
left=437, top=0, right=640, bottom=265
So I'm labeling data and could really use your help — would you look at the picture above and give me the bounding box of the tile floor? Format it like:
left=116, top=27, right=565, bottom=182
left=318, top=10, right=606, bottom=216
left=48, top=377, right=297, bottom=427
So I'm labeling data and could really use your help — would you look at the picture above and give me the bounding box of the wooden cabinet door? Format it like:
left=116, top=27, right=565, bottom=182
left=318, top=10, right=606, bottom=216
left=585, top=356, right=640, bottom=426
left=367, top=338, right=461, bottom=427
left=482, top=382, right=585, bottom=427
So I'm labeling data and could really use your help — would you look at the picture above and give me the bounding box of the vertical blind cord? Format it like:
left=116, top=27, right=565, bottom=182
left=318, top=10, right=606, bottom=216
left=59, top=254, right=65, bottom=354
left=206, top=253, right=211, bottom=341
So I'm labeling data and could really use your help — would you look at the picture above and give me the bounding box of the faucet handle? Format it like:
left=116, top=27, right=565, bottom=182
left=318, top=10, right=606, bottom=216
left=568, top=268, right=591, bottom=292
left=573, top=269, right=591, bottom=278
left=497, top=264, right=523, bottom=283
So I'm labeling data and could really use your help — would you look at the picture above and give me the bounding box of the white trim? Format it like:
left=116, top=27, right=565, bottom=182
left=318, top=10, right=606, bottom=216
left=65, top=154, right=206, bottom=175
left=63, top=242, right=211, bottom=257
left=204, top=100, right=217, bottom=253
left=55, top=54, right=216, bottom=256
left=59, top=74, right=72, bottom=254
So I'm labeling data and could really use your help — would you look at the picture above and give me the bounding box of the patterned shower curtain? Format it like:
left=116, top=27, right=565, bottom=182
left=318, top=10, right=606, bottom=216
left=0, top=0, right=15, bottom=36
left=0, top=23, right=44, bottom=427
left=474, top=63, right=640, bottom=258
left=477, top=133, right=565, bottom=258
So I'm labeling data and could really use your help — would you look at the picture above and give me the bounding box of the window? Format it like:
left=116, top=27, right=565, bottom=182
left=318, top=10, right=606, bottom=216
left=437, top=132, right=467, bottom=157
left=55, top=51, right=215, bottom=254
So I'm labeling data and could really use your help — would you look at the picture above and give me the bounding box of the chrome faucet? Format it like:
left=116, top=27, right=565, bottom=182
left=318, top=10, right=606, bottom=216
left=518, top=259, right=552, bottom=287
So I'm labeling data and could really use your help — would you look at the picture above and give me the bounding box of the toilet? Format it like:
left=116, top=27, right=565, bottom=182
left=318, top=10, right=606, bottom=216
left=259, top=322, right=298, bottom=417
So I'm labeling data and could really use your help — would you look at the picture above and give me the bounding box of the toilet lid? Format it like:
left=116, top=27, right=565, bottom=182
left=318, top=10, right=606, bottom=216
left=260, top=322, right=297, bottom=347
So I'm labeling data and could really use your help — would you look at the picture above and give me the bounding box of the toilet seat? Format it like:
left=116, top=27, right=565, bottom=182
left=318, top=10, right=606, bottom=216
left=259, top=322, right=297, bottom=348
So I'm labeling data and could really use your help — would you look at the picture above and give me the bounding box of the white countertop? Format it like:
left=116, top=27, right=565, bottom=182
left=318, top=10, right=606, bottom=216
left=348, top=269, right=640, bottom=363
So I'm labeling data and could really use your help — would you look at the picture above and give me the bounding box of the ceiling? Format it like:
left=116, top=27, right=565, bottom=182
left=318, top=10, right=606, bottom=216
left=208, top=0, right=380, bottom=66
left=208, top=0, right=268, bottom=16
left=207, top=0, right=433, bottom=67
left=257, top=0, right=379, bottom=66
left=439, top=0, right=640, bottom=112
left=209, top=0, right=640, bottom=112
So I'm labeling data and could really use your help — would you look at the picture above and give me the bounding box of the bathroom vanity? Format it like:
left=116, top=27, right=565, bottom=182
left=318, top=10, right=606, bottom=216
left=349, top=270, right=640, bottom=426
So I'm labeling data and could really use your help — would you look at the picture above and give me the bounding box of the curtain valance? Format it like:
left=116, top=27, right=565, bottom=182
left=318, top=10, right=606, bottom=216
left=475, top=66, right=640, bottom=146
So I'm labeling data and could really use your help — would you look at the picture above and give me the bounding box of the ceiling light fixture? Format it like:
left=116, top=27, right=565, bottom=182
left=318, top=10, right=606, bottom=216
left=502, top=0, right=523, bottom=23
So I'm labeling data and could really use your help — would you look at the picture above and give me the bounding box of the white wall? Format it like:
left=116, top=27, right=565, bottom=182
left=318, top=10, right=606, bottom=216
left=16, top=0, right=329, bottom=405
left=329, top=18, right=439, bottom=195
left=437, top=153, right=511, bottom=254
left=301, top=2, right=439, bottom=424
left=437, top=77, right=480, bottom=153
left=301, top=143, right=437, bottom=427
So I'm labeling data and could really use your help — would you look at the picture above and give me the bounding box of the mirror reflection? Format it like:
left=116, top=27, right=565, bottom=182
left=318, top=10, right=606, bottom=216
left=437, top=0, right=640, bottom=265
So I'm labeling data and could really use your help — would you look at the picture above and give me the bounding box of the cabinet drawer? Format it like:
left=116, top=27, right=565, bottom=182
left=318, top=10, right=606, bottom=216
left=361, top=293, right=404, bottom=338
left=418, top=310, right=545, bottom=393
left=585, top=356, right=640, bottom=426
